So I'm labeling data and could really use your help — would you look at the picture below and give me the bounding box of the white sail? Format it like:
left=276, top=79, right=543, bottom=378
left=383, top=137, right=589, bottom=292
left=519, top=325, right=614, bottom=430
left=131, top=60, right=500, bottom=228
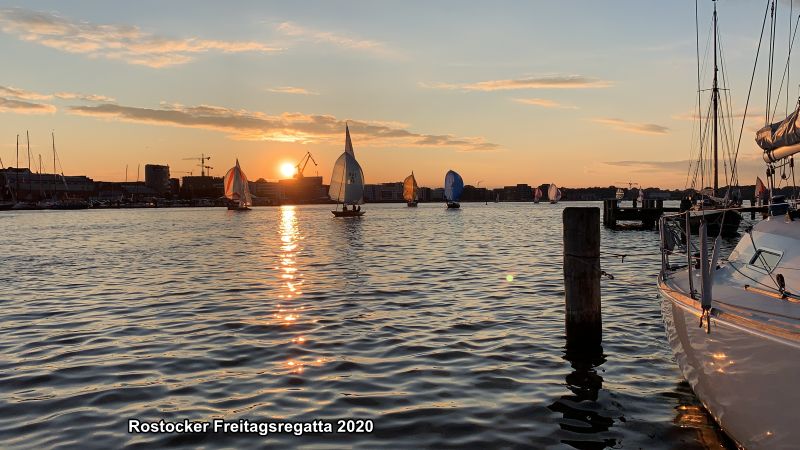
left=534, top=188, right=542, bottom=201
left=403, top=172, right=418, bottom=202
left=548, top=183, right=559, bottom=202
left=328, top=125, right=365, bottom=205
left=224, top=159, right=252, bottom=206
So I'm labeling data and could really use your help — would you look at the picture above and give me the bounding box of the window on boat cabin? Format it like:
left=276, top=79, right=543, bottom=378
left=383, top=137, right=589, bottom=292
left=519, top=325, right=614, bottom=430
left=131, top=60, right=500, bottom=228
left=748, top=249, right=782, bottom=273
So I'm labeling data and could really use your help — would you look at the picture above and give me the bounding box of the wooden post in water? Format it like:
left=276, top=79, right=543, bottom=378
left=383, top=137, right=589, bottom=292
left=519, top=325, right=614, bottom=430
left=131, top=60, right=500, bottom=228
left=563, top=207, right=602, bottom=350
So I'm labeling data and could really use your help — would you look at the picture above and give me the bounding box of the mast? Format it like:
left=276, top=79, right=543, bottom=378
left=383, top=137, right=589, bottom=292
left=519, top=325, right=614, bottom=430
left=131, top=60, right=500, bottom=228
left=52, top=132, right=56, bottom=200
left=712, top=0, right=719, bottom=197
left=26, top=131, right=31, bottom=199
left=15, top=134, right=19, bottom=198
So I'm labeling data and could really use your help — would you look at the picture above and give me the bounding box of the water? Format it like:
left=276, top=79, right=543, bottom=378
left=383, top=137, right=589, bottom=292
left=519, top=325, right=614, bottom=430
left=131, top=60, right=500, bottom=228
left=0, top=202, right=734, bottom=449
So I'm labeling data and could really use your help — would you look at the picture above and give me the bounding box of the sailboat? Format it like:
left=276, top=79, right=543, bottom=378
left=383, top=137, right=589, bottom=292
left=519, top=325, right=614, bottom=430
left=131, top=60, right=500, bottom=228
left=659, top=2, right=800, bottom=448
left=330, top=124, right=365, bottom=217
left=444, top=170, right=464, bottom=209
left=44, top=132, right=88, bottom=210
left=534, top=187, right=542, bottom=204
left=223, top=159, right=252, bottom=211
left=682, top=0, right=741, bottom=237
left=548, top=183, right=561, bottom=204
left=403, top=171, right=419, bottom=207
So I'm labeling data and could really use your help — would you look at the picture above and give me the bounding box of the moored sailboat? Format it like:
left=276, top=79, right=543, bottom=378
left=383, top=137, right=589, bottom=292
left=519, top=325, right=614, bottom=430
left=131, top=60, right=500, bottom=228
left=444, top=170, right=463, bottom=209
left=658, top=2, right=799, bottom=448
left=403, top=172, right=419, bottom=207
left=223, top=159, right=252, bottom=211
left=330, top=124, right=365, bottom=217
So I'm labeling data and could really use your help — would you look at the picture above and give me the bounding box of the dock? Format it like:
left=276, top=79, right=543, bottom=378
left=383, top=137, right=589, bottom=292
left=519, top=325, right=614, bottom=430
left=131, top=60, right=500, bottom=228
left=602, top=199, right=677, bottom=230
left=603, top=198, right=769, bottom=230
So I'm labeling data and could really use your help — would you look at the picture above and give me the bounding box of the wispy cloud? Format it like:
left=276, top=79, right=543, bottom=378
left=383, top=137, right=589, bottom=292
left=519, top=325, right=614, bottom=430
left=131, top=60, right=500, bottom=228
left=0, top=8, right=280, bottom=68
left=603, top=160, right=690, bottom=172
left=513, top=97, right=578, bottom=109
left=267, top=86, right=318, bottom=95
left=68, top=102, right=498, bottom=151
left=0, top=97, right=56, bottom=114
left=593, top=118, right=669, bottom=135
left=276, top=21, right=394, bottom=57
left=55, top=92, right=115, bottom=102
left=422, top=75, right=612, bottom=92
left=0, top=85, right=51, bottom=100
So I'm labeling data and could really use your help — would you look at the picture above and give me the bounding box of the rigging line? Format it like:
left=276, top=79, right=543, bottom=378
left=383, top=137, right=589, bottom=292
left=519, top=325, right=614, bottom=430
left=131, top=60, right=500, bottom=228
left=788, top=0, right=793, bottom=117
left=767, top=0, right=777, bottom=124
left=770, top=12, right=800, bottom=122
left=730, top=0, right=772, bottom=189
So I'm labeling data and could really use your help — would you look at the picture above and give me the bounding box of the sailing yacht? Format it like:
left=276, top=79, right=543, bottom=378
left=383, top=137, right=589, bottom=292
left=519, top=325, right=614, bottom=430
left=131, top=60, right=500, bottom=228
left=548, top=183, right=561, bottom=204
left=403, top=172, right=419, bottom=207
left=444, top=170, right=463, bottom=209
left=223, top=159, right=252, bottom=211
left=534, top=187, right=542, bottom=204
left=659, top=2, right=799, bottom=448
left=329, top=124, right=365, bottom=217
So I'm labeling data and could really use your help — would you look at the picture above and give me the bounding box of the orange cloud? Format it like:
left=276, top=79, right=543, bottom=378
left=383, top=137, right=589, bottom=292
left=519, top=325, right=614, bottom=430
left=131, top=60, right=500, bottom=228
left=276, top=21, right=393, bottom=57
left=267, top=86, right=319, bottom=95
left=513, top=97, right=578, bottom=109
left=0, top=97, right=56, bottom=114
left=593, top=118, right=669, bottom=135
left=422, top=75, right=612, bottom=91
left=68, top=102, right=499, bottom=151
left=0, top=8, right=280, bottom=68
left=0, top=85, right=51, bottom=100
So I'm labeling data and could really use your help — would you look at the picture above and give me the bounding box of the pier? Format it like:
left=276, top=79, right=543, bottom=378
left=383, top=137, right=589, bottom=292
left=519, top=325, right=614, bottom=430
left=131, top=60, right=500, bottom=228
left=602, top=199, right=678, bottom=230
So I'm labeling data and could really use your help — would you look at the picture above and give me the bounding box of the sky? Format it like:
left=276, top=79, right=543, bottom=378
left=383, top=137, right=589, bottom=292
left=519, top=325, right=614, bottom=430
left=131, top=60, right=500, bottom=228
left=0, top=0, right=796, bottom=189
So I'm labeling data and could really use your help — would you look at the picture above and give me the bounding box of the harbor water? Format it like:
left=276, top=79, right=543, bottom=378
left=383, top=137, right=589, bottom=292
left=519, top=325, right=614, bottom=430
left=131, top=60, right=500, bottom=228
left=0, top=202, right=735, bottom=449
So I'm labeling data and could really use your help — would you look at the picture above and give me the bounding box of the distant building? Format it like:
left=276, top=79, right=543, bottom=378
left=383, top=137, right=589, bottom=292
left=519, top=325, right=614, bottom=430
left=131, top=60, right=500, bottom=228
left=431, top=188, right=445, bottom=201
left=0, top=168, right=95, bottom=201
left=168, top=178, right=180, bottom=196
left=144, top=164, right=170, bottom=196
left=180, top=176, right=223, bottom=199
left=363, top=182, right=403, bottom=202
left=278, top=176, right=328, bottom=204
left=251, top=178, right=283, bottom=205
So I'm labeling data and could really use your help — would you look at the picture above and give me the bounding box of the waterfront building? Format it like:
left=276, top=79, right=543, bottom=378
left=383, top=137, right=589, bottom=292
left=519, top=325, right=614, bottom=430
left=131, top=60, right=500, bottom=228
left=0, top=168, right=95, bottom=200
left=278, top=176, right=327, bottom=204
left=180, top=176, right=223, bottom=199
left=144, top=164, right=170, bottom=195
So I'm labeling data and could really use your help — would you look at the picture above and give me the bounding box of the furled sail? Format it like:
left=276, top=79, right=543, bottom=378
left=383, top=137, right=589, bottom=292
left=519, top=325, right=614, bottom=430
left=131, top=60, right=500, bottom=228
left=223, top=159, right=252, bottom=206
left=444, top=170, right=464, bottom=202
left=328, top=125, right=365, bottom=205
left=403, top=172, right=418, bottom=202
left=757, top=105, right=800, bottom=161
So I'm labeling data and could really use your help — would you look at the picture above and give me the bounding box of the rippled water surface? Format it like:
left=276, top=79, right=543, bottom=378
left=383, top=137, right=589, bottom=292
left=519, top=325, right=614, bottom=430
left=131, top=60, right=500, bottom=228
left=0, top=202, right=736, bottom=449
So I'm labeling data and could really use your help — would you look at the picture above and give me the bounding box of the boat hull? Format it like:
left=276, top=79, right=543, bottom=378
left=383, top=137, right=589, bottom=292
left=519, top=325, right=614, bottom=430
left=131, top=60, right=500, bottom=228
left=332, top=210, right=365, bottom=217
left=446, top=202, right=460, bottom=209
left=659, top=276, right=800, bottom=449
left=227, top=205, right=250, bottom=211
left=688, top=209, right=742, bottom=237
left=406, top=201, right=418, bottom=207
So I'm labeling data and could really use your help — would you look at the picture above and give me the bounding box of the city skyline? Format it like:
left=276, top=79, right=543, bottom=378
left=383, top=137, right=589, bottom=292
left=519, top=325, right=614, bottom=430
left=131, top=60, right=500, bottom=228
left=0, top=1, right=790, bottom=189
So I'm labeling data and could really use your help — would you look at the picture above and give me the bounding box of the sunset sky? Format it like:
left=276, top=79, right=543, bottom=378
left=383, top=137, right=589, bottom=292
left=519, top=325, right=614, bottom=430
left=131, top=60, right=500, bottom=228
left=0, top=1, right=793, bottom=189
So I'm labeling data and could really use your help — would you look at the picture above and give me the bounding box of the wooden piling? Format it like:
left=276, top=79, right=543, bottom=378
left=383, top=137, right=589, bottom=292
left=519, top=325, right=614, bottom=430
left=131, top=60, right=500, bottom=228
left=563, top=207, right=602, bottom=350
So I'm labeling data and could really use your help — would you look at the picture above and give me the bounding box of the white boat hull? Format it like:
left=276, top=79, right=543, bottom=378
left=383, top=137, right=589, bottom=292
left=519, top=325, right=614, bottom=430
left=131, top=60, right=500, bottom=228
left=659, top=276, right=800, bottom=449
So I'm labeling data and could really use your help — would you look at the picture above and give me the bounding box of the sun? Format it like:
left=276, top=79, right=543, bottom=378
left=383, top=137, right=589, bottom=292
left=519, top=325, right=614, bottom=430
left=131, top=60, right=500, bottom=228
left=280, top=162, right=296, bottom=178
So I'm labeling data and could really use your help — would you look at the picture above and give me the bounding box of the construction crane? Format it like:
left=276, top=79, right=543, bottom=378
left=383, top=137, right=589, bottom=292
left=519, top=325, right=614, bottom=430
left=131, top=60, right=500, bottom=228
left=182, top=154, right=212, bottom=177
left=294, top=152, right=318, bottom=178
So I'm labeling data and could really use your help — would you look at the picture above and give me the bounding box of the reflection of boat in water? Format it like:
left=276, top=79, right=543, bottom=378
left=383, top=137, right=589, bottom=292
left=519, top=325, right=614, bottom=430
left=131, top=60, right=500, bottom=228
left=223, top=159, right=252, bottom=211
left=330, top=124, right=365, bottom=217
left=444, top=170, right=463, bottom=209
left=548, top=183, right=561, bottom=204
left=403, top=171, right=418, bottom=207
left=659, top=4, right=800, bottom=447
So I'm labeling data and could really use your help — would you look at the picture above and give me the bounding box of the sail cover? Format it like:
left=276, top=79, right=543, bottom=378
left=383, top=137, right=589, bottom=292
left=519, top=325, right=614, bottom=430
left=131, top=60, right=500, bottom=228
left=756, top=105, right=800, bottom=151
left=403, top=173, right=418, bottom=202
left=224, top=159, right=252, bottom=206
left=444, top=170, right=464, bottom=202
